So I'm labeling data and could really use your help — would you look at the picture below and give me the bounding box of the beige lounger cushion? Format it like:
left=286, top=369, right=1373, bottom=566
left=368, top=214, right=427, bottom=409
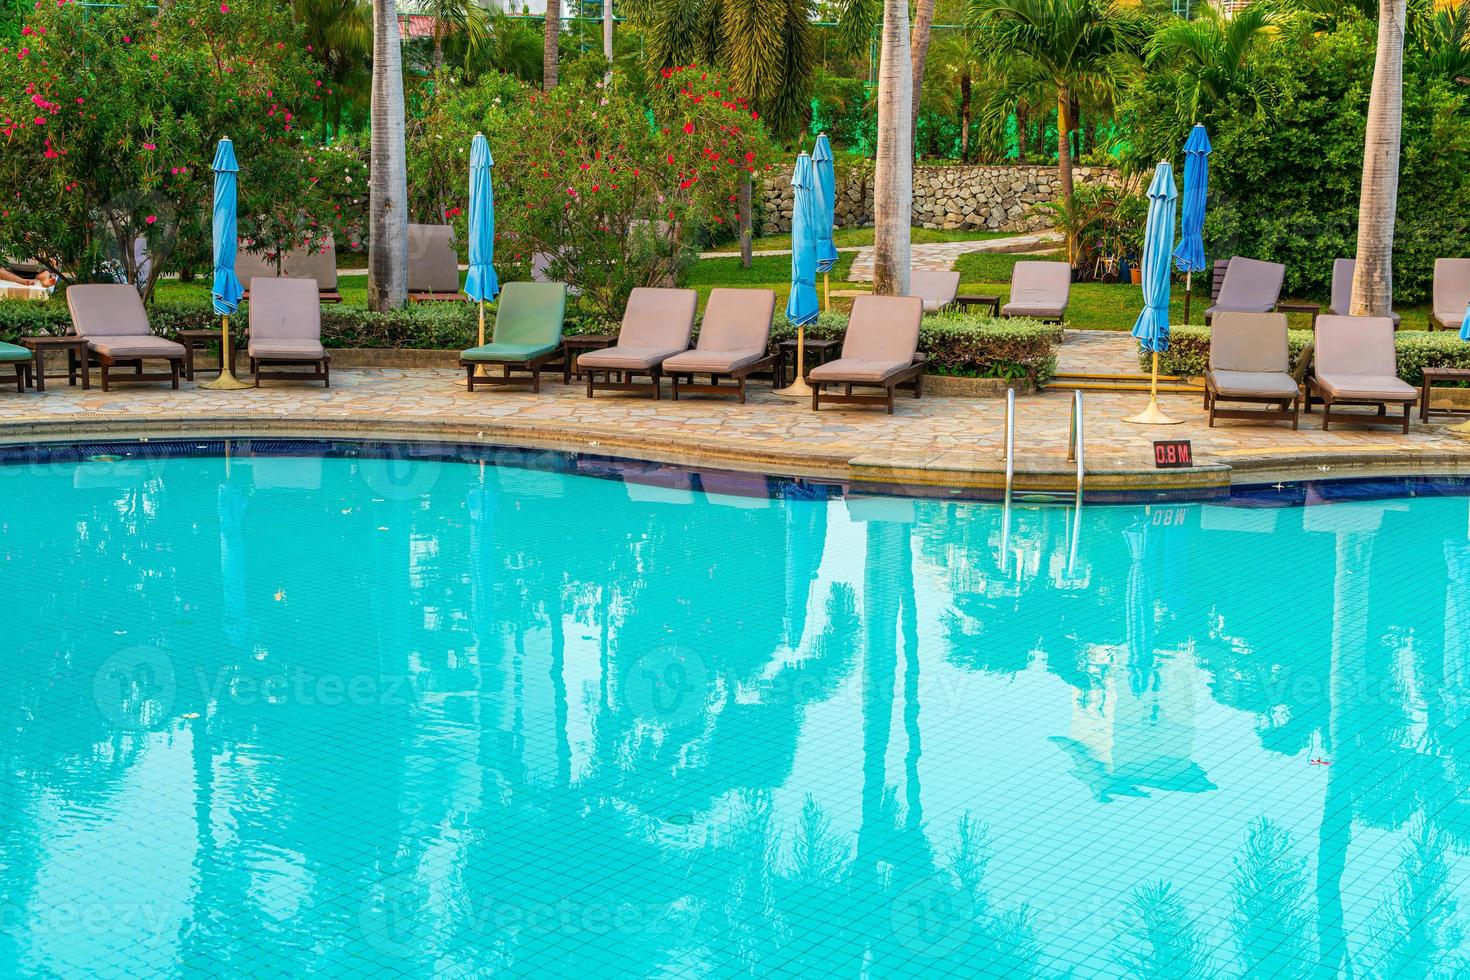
left=908, top=270, right=960, bottom=312
left=808, top=294, right=923, bottom=383
left=408, top=224, right=460, bottom=293
left=1313, top=315, right=1415, bottom=401
left=577, top=287, right=697, bottom=371
left=1210, top=370, right=1300, bottom=399
left=67, top=283, right=152, bottom=337
left=663, top=287, right=775, bottom=374
left=249, top=277, right=326, bottom=359
left=282, top=236, right=338, bottom=291
left=1433, top=258, right=1470, bottom=328
left=87, top=335, right=185, bottom=358
left=1330, top=258, right=1400, bottom=326
left=1001, top=261, right=1071, bottom=318
left=1207, top=256, right=1285, bottom=315
left=1208, top=313, right=1299, bottom=397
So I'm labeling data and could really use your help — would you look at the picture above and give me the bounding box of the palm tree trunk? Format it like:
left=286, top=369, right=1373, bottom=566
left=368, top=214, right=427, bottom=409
left=959, top=71, right=972, bottom=163
left=1349, top=0, right=1407, bottom=317
left=1056, top=89, right=1076, bottom=266
left=543, top=0, right=561, bottom=91
left=369, top=0, right=409, bottom=312
left=603, top=0, right=614, bottom=62
left=908, top=0, right=936, bottom=149
left=873, top=0, right=913, bottom=297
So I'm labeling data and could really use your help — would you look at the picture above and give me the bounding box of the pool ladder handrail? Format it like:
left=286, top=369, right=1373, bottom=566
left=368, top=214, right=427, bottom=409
left=1002, top=389, right=1085, bottom=505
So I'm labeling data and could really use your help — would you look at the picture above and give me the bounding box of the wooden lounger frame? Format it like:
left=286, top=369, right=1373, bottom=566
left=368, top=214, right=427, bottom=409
left=250, top=354, right=331, bottom=388
left=810, top=358, right=926, bottom=415
left=585, top=365, right=670, bottom=399
left=8, top=362, right=28, bottom=392
left=410, top=292, right=465, bottom=303
left=1304, top=378, right=1415, bottom=433
left=668, top=353, right=779, bottom=404
left=461, top=347, right=563, bottom=393
left=91, top=351, right=183, bottom=391
left=1204, top=378, right=1300, bottom=429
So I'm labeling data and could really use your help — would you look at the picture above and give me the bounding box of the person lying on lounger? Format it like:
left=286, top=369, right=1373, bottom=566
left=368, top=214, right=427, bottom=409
left=0, top=266, right=56, bottom=288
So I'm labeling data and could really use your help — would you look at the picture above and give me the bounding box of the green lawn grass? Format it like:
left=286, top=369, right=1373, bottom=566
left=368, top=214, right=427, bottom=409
left=705, top=226, right=1014, bottom=254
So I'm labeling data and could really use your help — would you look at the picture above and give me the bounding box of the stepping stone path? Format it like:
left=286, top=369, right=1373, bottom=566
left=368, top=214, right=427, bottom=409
left=846, top=231, right=1063, bottom=282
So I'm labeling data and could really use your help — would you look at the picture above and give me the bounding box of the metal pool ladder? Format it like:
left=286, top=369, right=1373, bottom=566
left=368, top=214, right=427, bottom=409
left=1002, top=388, right=1085, bottom=507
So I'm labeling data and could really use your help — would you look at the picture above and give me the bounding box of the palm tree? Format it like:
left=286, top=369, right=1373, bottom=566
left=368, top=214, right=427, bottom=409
left=1145, top=4, right=1275, bottom=132
left=910, top=0, right=937, bottom=145
left=294, top=0, right=371, bottom=139
left=873, top=0, right=913, bottom=297
left=421, top=0, right=488, bottom=71
left=1349, top=0, right=1408, bottom=317
left=368, top=0, right=408, bottom=311
left=604, top=0, right=615, bottom=64
left=832, top=0, right=939, bottom=146
left=544, top=0, right=560, bottom=90
left=966, top=0, right=1135, bottom=217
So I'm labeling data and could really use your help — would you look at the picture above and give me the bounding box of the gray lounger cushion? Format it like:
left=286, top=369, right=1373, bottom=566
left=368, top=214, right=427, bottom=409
left=1001, top=261, right=1071, bottom=318
left=1208, top=312, right=1299, bottom=398
left=1433, top=258, right=1470, bottom=330
left=67, top=284, right=185, bottom=356
left=578, top=287, right=697, bottom=371
left=1313, top=314, right=1415, bottom=400
left=663, top=287, right=776, bottom=374
left=908, top=270, right=960, bottom=312
left=248, top=277, right=326, bottom=358
left=809, top=294, right=923, bottom=383
left=408, top=224, right=461, bottom=293
left=1329, top=258, right=1400, bottom=327
left=1206, top=256, right=1285, bottom=315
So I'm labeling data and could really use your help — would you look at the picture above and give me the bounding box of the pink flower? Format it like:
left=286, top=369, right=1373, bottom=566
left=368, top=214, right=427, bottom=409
left=145, top=215, right=157, bottom=225
left=220, top=3, right=229, bottom=12
left=142, top=142, right=156, bottom=150
left=682, top=122, right=695, bottom=135
left=33, top=116, right=44, bottom=125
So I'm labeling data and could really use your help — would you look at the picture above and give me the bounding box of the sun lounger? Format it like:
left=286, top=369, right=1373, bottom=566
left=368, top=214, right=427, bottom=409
left=1328, top=258, right=1399, bottom=328
left=1204, top=256, right=1285, bottom=324
left=1001, top=261, right=1070, bottom=322
left=1305, top=315, right=1417, bottom=432
left=1430, top=258, right=1470, bottom=332
left=809, top=295, right=925, bottom=414
left=247, top=277, right=330, bottom=386
left=0, top=342, right=30, bottom=392
left=66, top=284, right=185, bottom=390
left=663, top=288, right=778, bottom=404
left=240, top=237, right=343, bottom=303
left=408, top=224, right=463, bottom=302
left=579, top=287, right=697, bottom=399
left=1204, top=313, right=1301, bottom=428
left=908, top=270, right=960, bottom=312
left=459, top=281, right=567, bottom=392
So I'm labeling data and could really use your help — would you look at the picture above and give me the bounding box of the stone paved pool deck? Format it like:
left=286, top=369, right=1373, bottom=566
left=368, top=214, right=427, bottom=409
left=4, top=346, right=1469, bottom=497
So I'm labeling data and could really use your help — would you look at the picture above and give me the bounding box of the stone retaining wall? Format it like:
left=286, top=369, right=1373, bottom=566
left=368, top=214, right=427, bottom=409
left=760, top=164, right=1119, bottom=234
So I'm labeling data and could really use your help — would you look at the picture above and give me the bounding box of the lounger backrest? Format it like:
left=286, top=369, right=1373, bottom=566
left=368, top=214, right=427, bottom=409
left=237, top=249, right=279, bottom=281
left=1216, top=257, right=1285, bottom=311
left=1210, top=312, right=1289, bottom=373
left=908, top=270, right=960, bottom=307
left=492, top=281, right=567, bottom=347
left=249, top=277, right=322, bottom=341
left=697, top=288, right=776, bottom=352
left=843, top=295, right=923, bottom=361
left=408, top=224, right=460, bottom=293
left=283, top=235, right=338, bottom=291
left=1314, top=315, right=1396, bottom=378
left=618, top=287, right=697, bottom=349
left=1329, top=258, right=1355, bottom=316
left=1433, top=258, right=1470, bottom=320
left=67, top=284, right=150, bottom=337
left=1010, top=261, right=1071, bottom=308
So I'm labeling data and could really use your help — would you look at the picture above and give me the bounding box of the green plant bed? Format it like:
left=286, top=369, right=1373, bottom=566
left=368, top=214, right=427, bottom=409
left=770, top=310, right=1060, bottom=384
left=706, top=227, right=1016, bottom=255
left=1140, top=325, right=1469, bottom=386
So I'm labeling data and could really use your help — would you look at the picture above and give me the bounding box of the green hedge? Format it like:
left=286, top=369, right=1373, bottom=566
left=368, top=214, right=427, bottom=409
left=1141, top=324, right=1470, bottom=387
left=770, top=310, right=1060, bottom=384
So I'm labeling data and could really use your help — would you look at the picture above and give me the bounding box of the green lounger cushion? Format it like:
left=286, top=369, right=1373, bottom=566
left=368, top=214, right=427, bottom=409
left=462, top=280, right=567, bottom=357
left=461, top=341, right=561, bottom=363
left=0, top=341, right=31, bottom=363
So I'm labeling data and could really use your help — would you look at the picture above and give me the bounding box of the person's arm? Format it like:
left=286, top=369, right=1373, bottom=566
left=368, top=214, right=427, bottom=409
left=0, top=267, right=31, bottom=286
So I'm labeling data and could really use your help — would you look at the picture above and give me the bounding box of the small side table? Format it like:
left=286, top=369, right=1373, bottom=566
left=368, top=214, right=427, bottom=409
left=957, top=294, right=1002, bottom=316
left=177, top=329, right=244, bottom=382
left=1421, top=367, right=1470, bottom=423
left=561, top=334, right=616, bottom=384
left=776, top=338, right=841, bottom=386
left=21, top=336, right=90, bottom=391
left=1277, top=302, right=1321, bottom=327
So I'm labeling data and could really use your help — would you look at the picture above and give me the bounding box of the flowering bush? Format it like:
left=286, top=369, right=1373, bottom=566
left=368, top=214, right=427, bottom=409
left=0, top=0, right=353, bottom=298
left=408, top=65, right=776, bottom=315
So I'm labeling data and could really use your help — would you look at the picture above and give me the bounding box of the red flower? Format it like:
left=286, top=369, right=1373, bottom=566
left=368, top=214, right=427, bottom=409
left=682, top=122, right=695, bottom=135
left=591, top=184, right=600, bottom=193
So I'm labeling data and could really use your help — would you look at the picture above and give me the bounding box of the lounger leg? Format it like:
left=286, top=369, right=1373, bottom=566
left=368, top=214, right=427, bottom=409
left=586, top=371, right=595, bottom=398
left=252, top=358, right=260, bottom=388
left=915, top=372, right=924, bottom=398
left=466, top=364, right=476, bottom=391
left=532, top=367, right=541, bottom=394
left=1322, top=401, right=1331, bottom=431
left=13, top=364, right=22, bottom=393
left=1292, top=396, right=1300, bottom=430
left=671, top=375, right=680, bottom=401
left=1207, top=391, right=1215, bottom=428
left=738, top=377, right=746, bottom=405
left=322, top=359, right=330, bottom=388
left=653, top=370, right=662, bottom=400
left=101, top=363, right=109, bottom=392
left=171, top=359, right=180, bottom=390
left=811, top=382, right=820, bottom=412
left=1403, top=403, right=1410, bottom=434
left=887, top=385, right=895, bottom=415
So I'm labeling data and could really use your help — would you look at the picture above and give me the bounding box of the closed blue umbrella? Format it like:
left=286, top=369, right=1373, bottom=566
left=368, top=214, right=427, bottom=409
left=776, top=154, right=819, bottom=397
left=1460, top=302, right=1470, bottom=342
left=1126, top=161, right=1181, bottom=426
left=201, top=137, right=249, bottom=390
left=464, top=134, right=498, bottom=361
left=812, top=134, right=840, bottom=284
left=1172, top=124, right=1210, bottom=323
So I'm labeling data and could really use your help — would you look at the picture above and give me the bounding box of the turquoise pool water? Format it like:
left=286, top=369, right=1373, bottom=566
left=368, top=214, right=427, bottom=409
left=2, top=441, right=1467, bottom=978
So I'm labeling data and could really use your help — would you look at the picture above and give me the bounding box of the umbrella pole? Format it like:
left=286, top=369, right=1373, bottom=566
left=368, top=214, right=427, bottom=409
left=1183, top=271, right=1192, bottom=324
left=775, top=323, right=814, bottom=398
left=823, top=272, right=830, bottom=313
left=1124, top=350, right=1182, bottom=425
left=199, top=313, right=250, bottom=391
left=474, top=299, right=488, bottom=379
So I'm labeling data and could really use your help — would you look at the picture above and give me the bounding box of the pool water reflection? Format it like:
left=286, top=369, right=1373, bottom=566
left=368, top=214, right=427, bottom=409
left=1, top=444, right=1467, bottom=978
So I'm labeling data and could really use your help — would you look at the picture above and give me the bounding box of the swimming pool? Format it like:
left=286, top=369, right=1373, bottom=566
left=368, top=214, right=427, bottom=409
left=2, top=440, right=1466, bottom=978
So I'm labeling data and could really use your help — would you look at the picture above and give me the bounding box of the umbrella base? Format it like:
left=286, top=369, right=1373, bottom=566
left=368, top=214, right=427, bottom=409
left=774, top=379, right=814, bottom=399
left=1447, top=419, right=1470, bottom=436
left=199, top=370, right=252, bottom=392
left=1124, top=399, right=1184, bottom=426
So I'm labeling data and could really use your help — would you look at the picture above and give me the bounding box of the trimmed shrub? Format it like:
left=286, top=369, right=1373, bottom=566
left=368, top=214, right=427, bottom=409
left=771, top=309, right=1060, bottom=384
left=1141, top=324, right=1470, bottom=387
